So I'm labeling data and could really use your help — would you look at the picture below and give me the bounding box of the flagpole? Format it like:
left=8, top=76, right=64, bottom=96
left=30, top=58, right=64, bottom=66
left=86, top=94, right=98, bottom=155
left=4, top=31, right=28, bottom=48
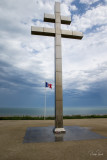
left=44, top=81, right=46, bottom=120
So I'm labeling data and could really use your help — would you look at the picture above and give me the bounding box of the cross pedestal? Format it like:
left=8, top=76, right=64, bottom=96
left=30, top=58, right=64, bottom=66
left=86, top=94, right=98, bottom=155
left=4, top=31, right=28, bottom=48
left=31, top=2, right=83, bottom=133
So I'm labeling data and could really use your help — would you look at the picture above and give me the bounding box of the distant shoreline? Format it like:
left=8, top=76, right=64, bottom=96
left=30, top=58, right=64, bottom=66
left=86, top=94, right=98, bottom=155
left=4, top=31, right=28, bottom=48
left=0, top=107, right=107, bottom=117
left=0, top=114, right=107, bottom=120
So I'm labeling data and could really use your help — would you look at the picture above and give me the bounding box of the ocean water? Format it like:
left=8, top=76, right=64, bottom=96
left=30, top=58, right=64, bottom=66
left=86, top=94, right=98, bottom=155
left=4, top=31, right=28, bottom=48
left=0, top=107, right=107, bottom=116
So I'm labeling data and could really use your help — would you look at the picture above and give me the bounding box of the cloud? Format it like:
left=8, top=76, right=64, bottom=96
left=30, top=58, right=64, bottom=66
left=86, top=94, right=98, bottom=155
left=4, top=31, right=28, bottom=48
left=61, top=3, right=71, bottom=16
left=0, top=0, right=107, bottom=108
left=62, top=24, right=107, bottom=91
left=80, top=0, right=99, bottom=5
left=71, top=4, right=107, bottom=32
left=62, top=0, right=74, bottom=5
left=70, top=5, right=77, bottom=11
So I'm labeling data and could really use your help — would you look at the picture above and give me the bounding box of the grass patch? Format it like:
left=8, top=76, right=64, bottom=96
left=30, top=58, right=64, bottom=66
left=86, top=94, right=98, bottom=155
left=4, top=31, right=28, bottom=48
left=0, top=114, right=107, bottom=120
left=63, top=114, right=107, bottom=119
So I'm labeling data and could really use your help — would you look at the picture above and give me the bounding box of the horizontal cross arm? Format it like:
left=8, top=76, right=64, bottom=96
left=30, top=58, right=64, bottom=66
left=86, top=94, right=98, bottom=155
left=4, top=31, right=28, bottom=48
left=61, top=16, right=71, bottom=25
left=44, top=14, right=55, bottom=23
left=44, top=13, right=71, bottom=25
left=31, top=27, right=83, bottom=39
left=31, top=26, right=55, bottom=37
left=61, top=30, right=83, bottom=40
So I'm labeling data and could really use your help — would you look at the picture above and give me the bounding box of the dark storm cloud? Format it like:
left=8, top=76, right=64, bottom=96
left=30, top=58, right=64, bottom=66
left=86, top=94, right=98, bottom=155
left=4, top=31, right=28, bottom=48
left=0, top=61, right=43, bottom=92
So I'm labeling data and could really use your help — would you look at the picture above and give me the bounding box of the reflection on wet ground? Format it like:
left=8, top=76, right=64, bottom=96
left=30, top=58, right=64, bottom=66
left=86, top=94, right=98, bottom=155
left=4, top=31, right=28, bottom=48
left=23, top=126, right=107, bottom=143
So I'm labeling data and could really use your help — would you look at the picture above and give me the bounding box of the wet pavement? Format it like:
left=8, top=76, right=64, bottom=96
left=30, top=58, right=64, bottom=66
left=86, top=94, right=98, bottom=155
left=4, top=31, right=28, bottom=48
left=23, top=126, right=107, bottom=143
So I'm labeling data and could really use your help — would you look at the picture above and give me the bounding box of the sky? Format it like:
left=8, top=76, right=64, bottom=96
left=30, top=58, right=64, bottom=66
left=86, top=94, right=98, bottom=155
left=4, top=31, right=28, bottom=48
left=0, top=0, right=107, bottom=109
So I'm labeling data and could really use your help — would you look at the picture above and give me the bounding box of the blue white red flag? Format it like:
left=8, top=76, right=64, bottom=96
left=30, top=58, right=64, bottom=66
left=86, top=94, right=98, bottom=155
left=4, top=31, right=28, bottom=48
left=45, top=82, right=52, bottom=89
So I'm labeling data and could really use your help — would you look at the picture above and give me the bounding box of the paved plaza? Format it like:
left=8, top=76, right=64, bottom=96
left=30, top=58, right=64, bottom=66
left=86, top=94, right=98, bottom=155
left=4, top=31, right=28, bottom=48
left=0, top=118, right=107, bottom=160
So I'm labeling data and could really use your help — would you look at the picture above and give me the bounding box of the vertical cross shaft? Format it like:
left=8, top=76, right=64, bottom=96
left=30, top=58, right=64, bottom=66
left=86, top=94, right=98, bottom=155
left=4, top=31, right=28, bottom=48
left=54, top=2, right=64, bottom=131
left=31, top=1, right=83, bottom=133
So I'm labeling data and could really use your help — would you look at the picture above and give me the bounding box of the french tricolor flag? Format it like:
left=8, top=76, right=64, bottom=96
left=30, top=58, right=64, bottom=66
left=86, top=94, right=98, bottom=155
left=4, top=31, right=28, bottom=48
left=45, top=82, right=52, bottom=89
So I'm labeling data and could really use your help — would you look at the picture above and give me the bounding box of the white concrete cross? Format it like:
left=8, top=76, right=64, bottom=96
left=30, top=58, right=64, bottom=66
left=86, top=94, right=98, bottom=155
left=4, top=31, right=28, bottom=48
left=31, top=2, right=83, bottom=133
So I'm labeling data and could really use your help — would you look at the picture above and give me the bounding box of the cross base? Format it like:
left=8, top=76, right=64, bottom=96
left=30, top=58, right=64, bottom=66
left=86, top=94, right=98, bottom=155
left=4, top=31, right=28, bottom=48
left=53, top=127, right=66, bottom=133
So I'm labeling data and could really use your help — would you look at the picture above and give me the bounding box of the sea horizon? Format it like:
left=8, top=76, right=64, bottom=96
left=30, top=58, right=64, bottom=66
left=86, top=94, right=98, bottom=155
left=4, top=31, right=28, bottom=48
left=0, top=106, right=107, bottom=117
